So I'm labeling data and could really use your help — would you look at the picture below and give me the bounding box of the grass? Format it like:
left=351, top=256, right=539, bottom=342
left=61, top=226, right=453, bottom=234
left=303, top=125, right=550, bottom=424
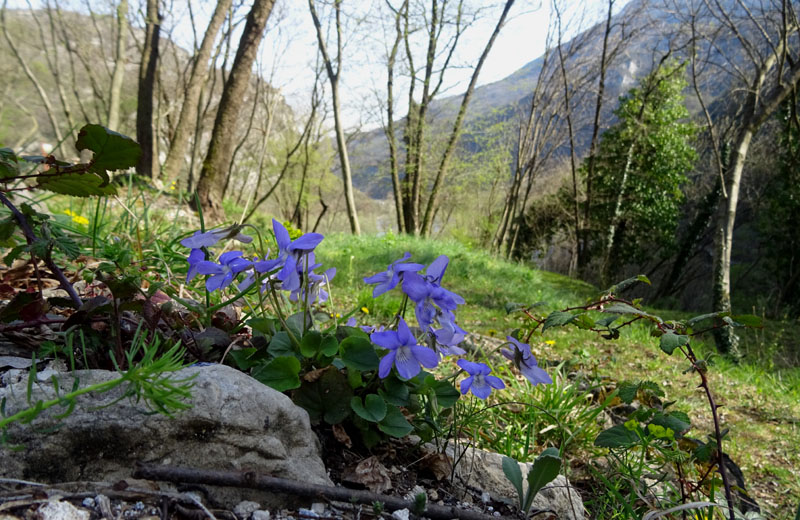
left=4, top=192, right=799, bottom=519
left=317, top=232, right=800, bottom=519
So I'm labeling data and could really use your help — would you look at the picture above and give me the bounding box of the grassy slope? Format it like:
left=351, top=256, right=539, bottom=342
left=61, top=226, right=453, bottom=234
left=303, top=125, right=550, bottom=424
left=318, top=232, right=800, bottom=518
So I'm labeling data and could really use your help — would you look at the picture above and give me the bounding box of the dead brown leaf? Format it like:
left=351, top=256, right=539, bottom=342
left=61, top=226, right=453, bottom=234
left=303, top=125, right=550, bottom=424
left=422, top=452, right=453, bottom=481
left=342, top=456, right=393, bottom=494
left=331, top=423, right=352, bottom=448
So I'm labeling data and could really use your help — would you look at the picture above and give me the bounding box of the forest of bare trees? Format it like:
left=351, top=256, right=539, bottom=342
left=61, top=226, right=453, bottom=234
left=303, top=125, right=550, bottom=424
left=2, top=0, right=800, bottom=343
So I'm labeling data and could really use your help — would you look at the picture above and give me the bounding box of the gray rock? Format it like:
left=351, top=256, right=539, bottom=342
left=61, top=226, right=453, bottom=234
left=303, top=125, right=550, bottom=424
left=36, top=501, right=90, bottom=520
left=443, top=444, right=585, bottom=520
left=251, top=511, right=271, bottom=520
left=234, top=501, right=262, bottom=519
left=0, top=365, right=331, bottom=509
left=390, top=509, right=409, bottom=520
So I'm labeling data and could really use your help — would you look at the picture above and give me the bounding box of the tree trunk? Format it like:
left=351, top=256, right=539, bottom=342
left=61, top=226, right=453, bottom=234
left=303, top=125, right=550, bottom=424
left=136, top=0, right=160, bottom=177
left=195, top=0, right=276, bottom=222
left=579, top=0, right=614, bottom=272
left=385, top=0, right=407, bottom=233
left=107, top=0, right=129, bottom=131
left=601, top=141, right=635, bottom=285
left=161, top=0, right=232, bottom=185
left=710, top=48, right=800, bottom=353
left=419, top=0, right=515, bottom=236
left=308, top=0, right=360, bottom=235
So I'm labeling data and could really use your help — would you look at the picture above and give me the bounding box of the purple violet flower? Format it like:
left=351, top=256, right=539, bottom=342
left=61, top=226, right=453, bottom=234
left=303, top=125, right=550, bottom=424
left=181, top=225, right=252, bottom=249
left=194, top=251, right=253, bottom=292
left=457, top=359, right=505, bottom=399
left=401, top=255, right=464, bottom=331
left=363, top=252, right=424, bottom=297
left=186, top=248, right=205, bottom=283
left=372, top=318, right=438, bottom=379
left=272, top=219, right=324, bottom=292
left=500, top=336, right=552, bottom=386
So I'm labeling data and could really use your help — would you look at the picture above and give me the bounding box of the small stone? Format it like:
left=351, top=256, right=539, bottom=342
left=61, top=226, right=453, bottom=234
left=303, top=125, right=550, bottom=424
left=36, top=501, right=90, bottom=520
left=310, top=504, right=325, bottom=515
left=297, top=509, right=317, bottom=519
left=426, top=489, right=438, bottom=501
left=80, top=499, right=95, bottom=509
left=391, top=509, right=409, bottom=520
left=481, top=492, right=490, bottom=503
left=234, top=501, right=261, bottom=519
left=133, top=502, right=145, bottom=511
left=251, top=511, right=270, bottom=520
left=493, top=512, right=501, bottom=517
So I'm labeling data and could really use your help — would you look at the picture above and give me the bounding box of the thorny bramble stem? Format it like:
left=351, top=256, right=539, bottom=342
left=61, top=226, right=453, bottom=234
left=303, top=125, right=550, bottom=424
left=0, top=192, right=82, bottom=307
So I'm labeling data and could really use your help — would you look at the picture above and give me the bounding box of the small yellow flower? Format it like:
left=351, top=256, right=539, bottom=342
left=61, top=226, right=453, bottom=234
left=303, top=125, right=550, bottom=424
left=544, top=340, right=556, bottom=345
left=169, top=181, right=177, bottom=191
left=361, top=307, right=369, bottom=314
left=336, top=313, right=341, bottom=318
left=64, top=209, right=88, bottom=225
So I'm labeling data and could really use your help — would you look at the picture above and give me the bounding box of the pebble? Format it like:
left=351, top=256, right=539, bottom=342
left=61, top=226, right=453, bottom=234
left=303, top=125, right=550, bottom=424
left=426, top=489, right=438, bottom=501
left=234, top=501, right=261, bottom=519
left=81, top=498, right=95, bottom=508
left=297, top=509, right=317, bottom=519
left=251, top=511, right=271, bottom=520
left=310, top=504, right=325, bottom=515
left=481, top=491, right=490, bottom=503
left=493, top=512, right=501, bottom=517
left=37, top=501, right=90, bottom=520
left=391, top=509, right=409, bottom=520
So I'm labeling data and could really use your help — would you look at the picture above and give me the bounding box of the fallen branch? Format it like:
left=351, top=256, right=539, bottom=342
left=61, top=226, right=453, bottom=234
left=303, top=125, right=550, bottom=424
left=133, top=462, right=503, bottom=520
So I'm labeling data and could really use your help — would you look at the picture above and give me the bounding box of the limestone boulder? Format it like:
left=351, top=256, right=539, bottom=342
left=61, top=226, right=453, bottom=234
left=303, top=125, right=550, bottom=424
left=0, top=364, right=331, bottom=508
left=445, top=444, right=586, bottom=519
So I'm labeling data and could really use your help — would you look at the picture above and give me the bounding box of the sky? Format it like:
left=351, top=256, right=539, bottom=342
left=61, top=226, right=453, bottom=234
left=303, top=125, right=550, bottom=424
left=7, top=0, right=631, bottom=128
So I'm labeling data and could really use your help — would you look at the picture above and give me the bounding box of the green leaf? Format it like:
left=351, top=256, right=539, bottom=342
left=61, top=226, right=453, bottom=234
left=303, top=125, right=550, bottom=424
left=379, top=375, right=410, bottom=406
left=572, top=313, right=595, bottom=330
left=603, top=275, right=651, bottom=295
left=603, top=302, right=645, bottom=315
left=228, top=348, right=260, bottom=370
left=617, top=382, right=639, bottom=404
left=248, top=317, right=278, bottom=337
left=729, top=314, right=763, bottom=328
left=0, top=148, right=19, bottom=179
left=424, top=376, right=460, bottom=408
left=595, top=315, right=619, bottom=328
left=285, top=311, right=309, bottom=339
left=523, top=447, right=561, bottom=512
left=686, top=312, right=728, bottom=327
left=37, top=172, right=118, bottom=197
left=347, top=368, right=363, bottom=389
left=292, top=367, right=352, bottom=425
left=75, top=124, right=141, bottom=182
left=251, top=356, right=301, bottom=392
left=268, top=331, right=294, bottom=358
left=594, top=424, right=640, bottom=448
left=378, top=404, right=413, bottom=438
left=51, top=228, right=81, bottom=259
left=0, top=216, right=16, bottom=243
left=340, top=336, right=380, bottom=371
left=542, top=311, right=577, bottom=332
left=501, top=456, right=524, bottom=510
left=650, top=411, right=691, bottom=436
left=319, top=334, right=339, bottom=356
left=350, top=394, right=387, bottom=423
left=659, top=332, right=689, bottom=355
left=693, top=441, right=714, bottom=463
left=300, top=330, right=322, bottom=357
